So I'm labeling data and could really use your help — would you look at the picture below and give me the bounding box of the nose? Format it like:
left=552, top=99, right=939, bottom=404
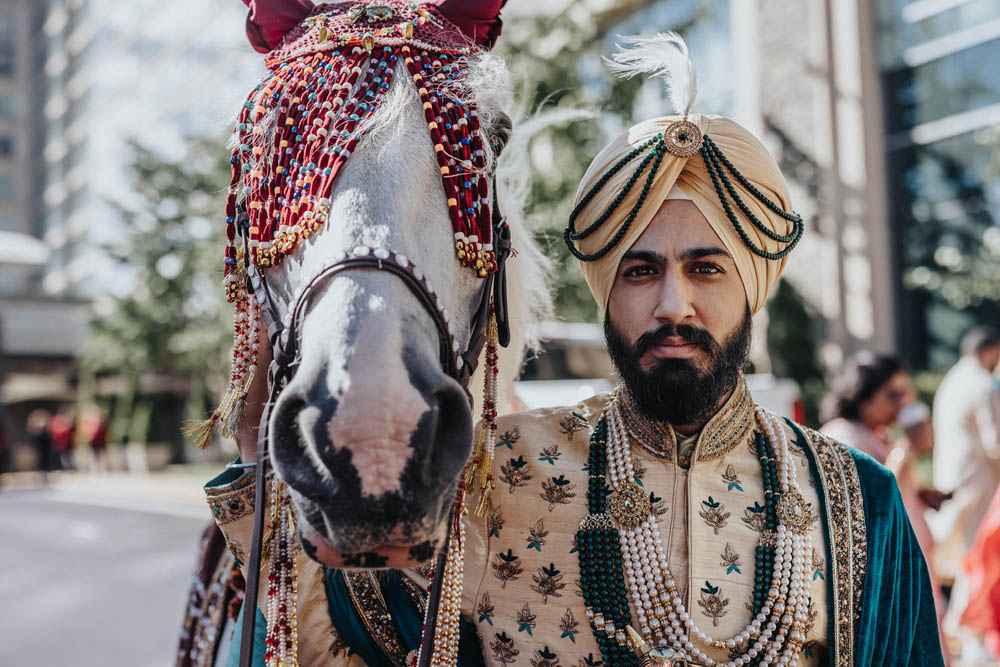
left=652, top=269, right=696, bottom=325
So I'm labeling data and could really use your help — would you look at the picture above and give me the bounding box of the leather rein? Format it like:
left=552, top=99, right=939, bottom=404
left=236, top=180, right=512, bottom=667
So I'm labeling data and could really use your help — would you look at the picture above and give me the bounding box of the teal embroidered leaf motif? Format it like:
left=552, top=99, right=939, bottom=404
left=701, top=581, right=719, bottom=595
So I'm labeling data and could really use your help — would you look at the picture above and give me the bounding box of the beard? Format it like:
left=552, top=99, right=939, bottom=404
left=604, top=310, right=753, bottom=426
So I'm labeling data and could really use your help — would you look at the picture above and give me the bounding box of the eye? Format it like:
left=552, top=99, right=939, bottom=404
left=623, top=264, right=657, bottom=278
left=691, top=262, right=722, bottom=275
left=488, top=112, right=512, bottom=158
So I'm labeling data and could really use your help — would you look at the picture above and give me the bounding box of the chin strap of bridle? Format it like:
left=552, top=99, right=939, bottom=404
left=237, top=177, right=511, bottom=667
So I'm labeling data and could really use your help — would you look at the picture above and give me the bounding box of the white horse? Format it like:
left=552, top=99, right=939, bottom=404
left=240, top=49, right=553, bottom=570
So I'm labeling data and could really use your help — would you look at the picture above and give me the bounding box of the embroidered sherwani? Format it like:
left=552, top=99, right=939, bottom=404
left=200, top=379, right=943, bottom=666
left=464, top=380, right=943, bottom=667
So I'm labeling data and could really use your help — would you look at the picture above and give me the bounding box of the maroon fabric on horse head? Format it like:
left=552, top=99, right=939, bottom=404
left=434, top=0, right=506, bottom=47
left=240, top=0, right=506, bottom=53
left=241, top=0, right=314, bottom=54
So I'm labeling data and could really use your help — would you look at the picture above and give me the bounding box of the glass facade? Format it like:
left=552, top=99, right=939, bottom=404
left=877, top=0, right=1000, bottom=367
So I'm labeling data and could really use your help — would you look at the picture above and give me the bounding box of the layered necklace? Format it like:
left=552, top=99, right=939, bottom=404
left=576, top=395, right=813, bottom=667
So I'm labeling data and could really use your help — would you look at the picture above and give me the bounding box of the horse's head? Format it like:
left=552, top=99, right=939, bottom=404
left=261, top=63, right=514, bottom=568
left=215, top=1, right=555, bottom=570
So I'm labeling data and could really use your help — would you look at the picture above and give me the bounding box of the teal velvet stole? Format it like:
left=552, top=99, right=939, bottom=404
left=324, top=569, right=485, bottom=666
left=227, top=570, right=485, bottom=666
left=226, top=605, right=266, bottom=667
left=787, top=421, right=944, bottom=666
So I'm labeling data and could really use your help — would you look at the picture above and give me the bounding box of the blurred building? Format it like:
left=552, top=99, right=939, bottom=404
left=511, top=0, right=1000, bottom=371
left=1, top=0, right=261, bottom=456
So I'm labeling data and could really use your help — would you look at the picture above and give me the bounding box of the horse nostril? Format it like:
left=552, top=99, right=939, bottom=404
left=421, top=377, right=474, bottom=486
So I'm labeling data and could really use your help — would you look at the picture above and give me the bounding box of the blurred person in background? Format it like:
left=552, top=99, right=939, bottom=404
left=48, top=409, right=76, bottom=471
left=80, top=407, right=109, bottom=473
left=26, top=408, right=54, bottom=479
left=931, top=326, right=1000, bottom=655
left=820, top=353, right=912, bottom=462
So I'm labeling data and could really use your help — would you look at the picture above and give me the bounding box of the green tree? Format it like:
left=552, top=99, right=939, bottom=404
left=81, top=137, right=233, bottom=461
left=766, top=279, right=826, bottom=426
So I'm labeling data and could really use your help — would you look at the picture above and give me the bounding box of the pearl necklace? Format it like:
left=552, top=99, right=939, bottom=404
left=603, top=399, right=811, bottom=667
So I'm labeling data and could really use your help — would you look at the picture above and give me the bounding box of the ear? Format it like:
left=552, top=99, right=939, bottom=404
left=241, top=0, right=314, bottom=53
left=432, top=0, right=507, bottom=49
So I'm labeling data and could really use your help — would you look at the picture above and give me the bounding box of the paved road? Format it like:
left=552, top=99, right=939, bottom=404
left=0, top=487, right=212, bottom=667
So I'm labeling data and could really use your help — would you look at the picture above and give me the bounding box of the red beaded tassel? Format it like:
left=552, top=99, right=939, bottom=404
left=466, top=302, right=500, bottom=516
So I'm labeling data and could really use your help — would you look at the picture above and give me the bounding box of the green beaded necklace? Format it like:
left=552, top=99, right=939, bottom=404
left=575, top=417, right=780, bottom=666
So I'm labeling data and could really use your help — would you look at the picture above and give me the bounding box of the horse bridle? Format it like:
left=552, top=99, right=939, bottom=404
left=236, top=179, right=512, bottom=667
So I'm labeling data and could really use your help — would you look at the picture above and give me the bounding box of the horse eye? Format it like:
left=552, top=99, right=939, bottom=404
left=489, top=112, right=512, bottom=157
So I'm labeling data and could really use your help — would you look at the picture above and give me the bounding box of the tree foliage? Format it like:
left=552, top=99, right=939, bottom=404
left=81, top=137, right=233, bottom=447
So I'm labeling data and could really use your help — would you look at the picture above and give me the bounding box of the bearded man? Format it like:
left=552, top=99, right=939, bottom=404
left=457, top=35, right=944, bottom=667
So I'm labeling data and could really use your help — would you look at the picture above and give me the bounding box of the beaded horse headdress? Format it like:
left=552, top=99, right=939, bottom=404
left=564, top=33, right=803, bottom=288
left=187, top=1, right=506, bottom=447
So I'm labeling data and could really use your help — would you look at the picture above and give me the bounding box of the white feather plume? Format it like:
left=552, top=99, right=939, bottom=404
left=605, top=32, right=698, bottom=117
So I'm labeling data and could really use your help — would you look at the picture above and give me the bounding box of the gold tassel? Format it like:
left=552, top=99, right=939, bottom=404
left=474, top=475, right=494, bottom=516
left=182, top=414, right=219, bottom=450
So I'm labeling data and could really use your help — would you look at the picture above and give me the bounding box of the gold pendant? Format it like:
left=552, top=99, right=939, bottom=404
left=608, top=480, right=651, bottom=528
left=776, top=488, right=813, bottom=534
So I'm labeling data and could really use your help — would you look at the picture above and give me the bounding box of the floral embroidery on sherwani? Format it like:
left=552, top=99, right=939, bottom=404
left=526, top=519, right=548, bottom=551
left=578, top=654, right=603, bottom=666
left=498, top=427, right=521, bottom=450
left=721, top=543, right=742, bottom=575
left=518, top=603, right=537, bottom=636
left=649, top=490, right=668, bottom=517
left=479, top=592, right=496, bottom=625
left=698, top=581, right=729, bottom=626
left=493, top=549, right=523, bottom=587
left=723, top=464, right=743, bottom=491
left=501, top=455, right=533, bottom=493
left=530, top=646, right=562, bottom=667
left=538, top=445, right=561, bottom=465
left=531, top=563, right=566, bottom=603
left=699, top=496, right=730, bottom=533
left=489, top=505, right=505, bottom=538
left=742, top=501, right=767, bottom=531
left=559, top=409, right=589, bottom=441
left=560, top=609, right=579, bottom=643
left=812, top=548, right=825, bottom=581
left=540, top=475, right=576, bottom=510
left=491, top=631, right=519, bottom=664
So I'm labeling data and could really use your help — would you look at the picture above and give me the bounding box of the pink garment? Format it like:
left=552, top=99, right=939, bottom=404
left=240, top=0, right=506, bottom=53
left=962, top=485, right=1000, bottom=659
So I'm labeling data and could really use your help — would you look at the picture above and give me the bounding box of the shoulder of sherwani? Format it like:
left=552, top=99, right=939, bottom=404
left=461, top=392, right=832, bottom=667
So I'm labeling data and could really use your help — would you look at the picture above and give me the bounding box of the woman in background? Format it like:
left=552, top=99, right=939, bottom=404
left=821, top=353, right=950, bottom=661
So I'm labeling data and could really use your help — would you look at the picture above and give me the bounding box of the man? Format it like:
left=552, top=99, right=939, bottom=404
left=457, top=37, right=942, bottom=667
left=930, top=326, right=1000, bottom=646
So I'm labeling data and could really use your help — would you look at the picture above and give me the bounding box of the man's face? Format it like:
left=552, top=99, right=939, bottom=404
left=981, top=344, right=1000, bottom=373
left=604, top=199, right=751, bottom=425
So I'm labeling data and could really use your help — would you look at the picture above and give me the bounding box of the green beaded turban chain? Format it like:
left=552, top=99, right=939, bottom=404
left=565, top=33, right=803, bottom=314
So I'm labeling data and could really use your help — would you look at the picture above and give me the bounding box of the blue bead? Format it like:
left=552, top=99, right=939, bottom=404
left=461, top=138, right=469, bottom=145
left=323, top=167, right=332, bottom=174
left=230, top=157, right=238, bottom=164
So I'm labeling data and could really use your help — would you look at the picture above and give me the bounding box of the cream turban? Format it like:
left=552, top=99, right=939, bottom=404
left=567, top=113, right=800, bottom=314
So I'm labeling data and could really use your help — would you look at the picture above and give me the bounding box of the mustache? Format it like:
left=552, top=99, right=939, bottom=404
left=634, top=321, right=721, bottom=359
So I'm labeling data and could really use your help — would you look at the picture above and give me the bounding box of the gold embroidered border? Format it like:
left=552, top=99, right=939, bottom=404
left=799, top=425, right=868, bottom=667
left=698, top=378, right=753, bottom=461
left=344, top=571, right=408, bottom=666
left=617, top=375, right=754, bottom=463
left=205, top=471, right=258, bottom=525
